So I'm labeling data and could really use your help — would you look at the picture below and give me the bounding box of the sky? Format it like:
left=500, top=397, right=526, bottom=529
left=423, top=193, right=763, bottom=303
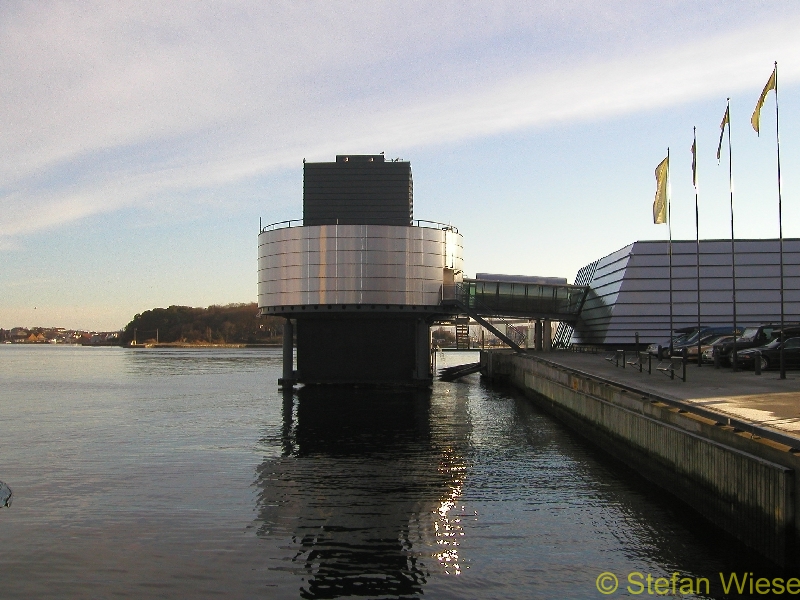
left=4, top=0, right=800, bottom=330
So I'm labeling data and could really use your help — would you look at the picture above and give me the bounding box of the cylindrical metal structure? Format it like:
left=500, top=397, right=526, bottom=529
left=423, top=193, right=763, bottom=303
left=258, top=223, right=463, bottom=311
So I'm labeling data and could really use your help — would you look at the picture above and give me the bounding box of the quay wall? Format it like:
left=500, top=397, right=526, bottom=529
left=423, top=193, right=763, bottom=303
left=482, top=350, right=800, bottom=567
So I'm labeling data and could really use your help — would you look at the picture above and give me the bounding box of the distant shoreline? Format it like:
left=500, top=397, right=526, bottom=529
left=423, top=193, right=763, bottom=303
left=2, top=342, right=281, bottom=349
left=127, top=342, right=281, bottom=349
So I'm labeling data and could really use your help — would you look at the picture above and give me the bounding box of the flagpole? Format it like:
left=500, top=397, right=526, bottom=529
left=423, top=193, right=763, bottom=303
left=694, top=127, right=701, bottom=366
left=668, top=146, right=674, bottom=358
left=727, top=98, right=738, bottom=370
left=775, top=62, right=786, bottom=379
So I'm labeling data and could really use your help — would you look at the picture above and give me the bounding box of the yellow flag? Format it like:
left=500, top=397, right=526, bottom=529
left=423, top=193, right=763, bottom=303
left=716, top=105, right=729, bottom=161
left=653, top=155, right=669, bottom=224
left=751, top=66, right=777, bottom=135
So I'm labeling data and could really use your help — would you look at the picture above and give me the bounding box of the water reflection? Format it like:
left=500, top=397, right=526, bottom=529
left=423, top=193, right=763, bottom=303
left=1, top=347, right=789, bottom=598
left=255, top=386, right=469, bottom=599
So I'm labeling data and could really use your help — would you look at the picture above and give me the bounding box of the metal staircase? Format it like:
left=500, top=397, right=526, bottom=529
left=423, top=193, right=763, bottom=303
left=455, top=319, right=470, bottom=349
left=445, top=283, right=527, bottom=352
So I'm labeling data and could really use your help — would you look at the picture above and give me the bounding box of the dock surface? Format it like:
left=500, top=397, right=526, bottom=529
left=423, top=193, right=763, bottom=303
left=535, top=351, right=800, bottom=440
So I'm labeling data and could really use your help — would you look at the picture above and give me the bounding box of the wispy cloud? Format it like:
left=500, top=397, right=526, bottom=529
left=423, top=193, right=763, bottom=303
left=2, top=1, right=799, bottom=244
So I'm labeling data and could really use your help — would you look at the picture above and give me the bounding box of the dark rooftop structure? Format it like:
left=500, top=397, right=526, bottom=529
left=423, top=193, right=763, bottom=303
left=303, top=154, right=413, bottom=226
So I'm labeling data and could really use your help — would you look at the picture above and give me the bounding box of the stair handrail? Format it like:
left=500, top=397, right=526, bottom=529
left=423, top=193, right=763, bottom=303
left=445, top=282, right=527, bottom=347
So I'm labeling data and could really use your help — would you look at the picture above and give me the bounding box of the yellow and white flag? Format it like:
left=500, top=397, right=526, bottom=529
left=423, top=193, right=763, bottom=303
left=653, top=155, right=669, bottom=224
left=716, top=105, right=729, bottom=161
left=751, top=65, right=777, bottom=135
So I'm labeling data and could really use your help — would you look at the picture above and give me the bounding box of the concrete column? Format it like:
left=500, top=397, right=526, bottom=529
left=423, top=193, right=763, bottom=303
left=413, top=319, right=432, bottom=383
left=535, top=320, right=543, bottom=351
left=280, top=318, right=294, bottom=386
left=543, top=320, right=552, bottom=351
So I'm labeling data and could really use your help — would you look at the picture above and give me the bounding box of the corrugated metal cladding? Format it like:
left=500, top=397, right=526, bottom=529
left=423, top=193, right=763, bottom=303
left=571, top=239, right=800, bottom=345
left=303, top=155, right=413, bottom=226
left=257, top=224, right=463, bottom=308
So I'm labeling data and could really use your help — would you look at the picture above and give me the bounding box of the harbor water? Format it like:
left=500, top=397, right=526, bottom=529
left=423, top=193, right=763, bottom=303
left=0, top=346, right=781, bottom=598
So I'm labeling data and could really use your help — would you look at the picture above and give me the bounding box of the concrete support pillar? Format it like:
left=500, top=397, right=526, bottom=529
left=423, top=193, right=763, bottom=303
left=543, top=320, right=552, bottom=351
left=535, top=320, right=543, bottom=351
left=413, top=319, right=432, bottom=383
left=279, top=318, right=295, bottom=387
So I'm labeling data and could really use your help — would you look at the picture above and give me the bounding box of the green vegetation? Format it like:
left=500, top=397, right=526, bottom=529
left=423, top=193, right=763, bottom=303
left=121, top=303, right=284, bottom=345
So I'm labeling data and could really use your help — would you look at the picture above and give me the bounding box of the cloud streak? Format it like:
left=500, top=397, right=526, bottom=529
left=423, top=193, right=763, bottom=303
left=2, top=2, right=800, bottom=243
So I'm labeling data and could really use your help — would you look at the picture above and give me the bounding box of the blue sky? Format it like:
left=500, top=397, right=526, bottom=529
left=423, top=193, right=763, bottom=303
left=3, top=1, right=800, bottom=330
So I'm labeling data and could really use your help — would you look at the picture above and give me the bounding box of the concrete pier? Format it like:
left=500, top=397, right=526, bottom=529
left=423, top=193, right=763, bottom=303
left=279, top=318, right=295, bottom=388
left=482, top=349, right=800, bottom=567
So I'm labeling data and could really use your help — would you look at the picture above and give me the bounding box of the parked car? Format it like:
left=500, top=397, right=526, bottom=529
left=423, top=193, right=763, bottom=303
left=701, top=336, right=736, bottom=364
left=646, top=327, right=700, bottom=357
left=685, top=332, right=737, bottom=361
left=736, top=337, right=800, bottom=370
left=715, top=324, right=800, bottom=366
left=671, top=327, right=742, bottom=357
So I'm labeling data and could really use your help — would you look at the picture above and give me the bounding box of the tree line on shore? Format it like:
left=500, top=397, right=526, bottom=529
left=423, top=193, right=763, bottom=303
left=121, top=303, right=285, bottom=345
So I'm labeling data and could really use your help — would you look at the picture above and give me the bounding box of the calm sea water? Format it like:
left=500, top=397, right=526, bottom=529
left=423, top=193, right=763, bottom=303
left=0, top=346, right=780, bottom=599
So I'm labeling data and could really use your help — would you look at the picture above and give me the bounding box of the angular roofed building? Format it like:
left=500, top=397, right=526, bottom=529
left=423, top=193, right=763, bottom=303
left=561, top=239, right=800, bottom=346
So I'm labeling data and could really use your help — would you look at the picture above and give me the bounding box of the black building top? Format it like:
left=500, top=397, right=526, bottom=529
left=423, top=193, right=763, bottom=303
left=303, top=155, right=413, bottom=226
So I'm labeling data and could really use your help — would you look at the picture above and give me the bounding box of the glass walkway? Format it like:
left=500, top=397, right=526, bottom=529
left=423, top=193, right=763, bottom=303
left=447, top=278, right=588, bottom=320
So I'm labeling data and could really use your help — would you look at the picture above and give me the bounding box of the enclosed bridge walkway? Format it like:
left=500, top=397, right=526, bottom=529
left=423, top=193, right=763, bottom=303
left=440, top=277, right=589, bottom=353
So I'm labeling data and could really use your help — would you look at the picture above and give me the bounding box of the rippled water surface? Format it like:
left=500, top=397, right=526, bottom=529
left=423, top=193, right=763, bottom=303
left=0, top=346, right=778, bottom=598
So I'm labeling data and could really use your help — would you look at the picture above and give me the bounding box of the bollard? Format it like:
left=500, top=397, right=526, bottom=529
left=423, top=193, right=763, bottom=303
left=648, top=352, right=652, bottom=374
left=754, top=351, right=762, bottom=376
left=681, top=348, right=687, bottom=382
left=657, top=345, right=663, bottom=360
left=622, top=349, right=626, bottom=368
left=713, top=347, right=720, bottom=369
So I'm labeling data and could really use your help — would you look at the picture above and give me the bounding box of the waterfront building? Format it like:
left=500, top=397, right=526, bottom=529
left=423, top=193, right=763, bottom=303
left=562, top=239, right=800, bottom=346
left=258, top=155, right=464, bottom=386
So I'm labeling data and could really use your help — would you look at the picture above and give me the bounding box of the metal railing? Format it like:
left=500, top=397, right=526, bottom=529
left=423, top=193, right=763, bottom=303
left=604, top=348, right=687, bottom=382
left=412, top=220, right=459, bottom=233
left=260, top=219, right=303, bottom=233
left=260, top=218, right=458, bottom=234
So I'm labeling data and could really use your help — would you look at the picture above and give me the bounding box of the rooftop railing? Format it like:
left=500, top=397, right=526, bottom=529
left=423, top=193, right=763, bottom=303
left=260, top=218, right=458, bottom=234
left=260, top=219, right=303, bottom=233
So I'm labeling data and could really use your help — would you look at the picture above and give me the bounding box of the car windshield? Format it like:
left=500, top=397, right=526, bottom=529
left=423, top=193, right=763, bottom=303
left=675, top=329, right=701, bottom=343
left=711, top=336, right=733, bottom=346
left=738, top=327, right=760, bottom=342
left=762, top=338, right=782, bottom=349
left=682, top=332, right=702, bottom=345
